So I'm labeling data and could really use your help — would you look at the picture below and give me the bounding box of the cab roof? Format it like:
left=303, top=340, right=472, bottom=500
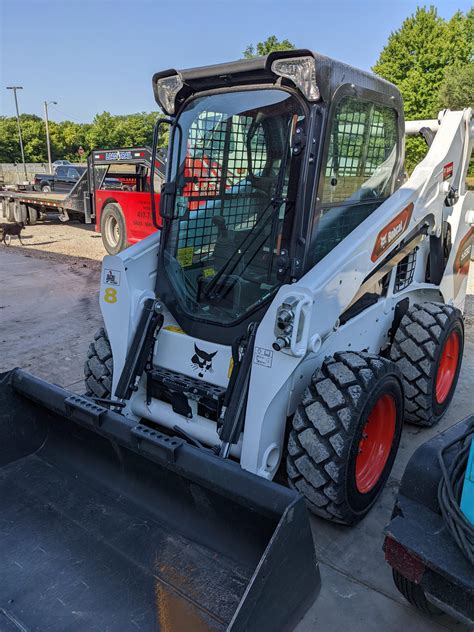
left=152, top=49, right=402, bottom=115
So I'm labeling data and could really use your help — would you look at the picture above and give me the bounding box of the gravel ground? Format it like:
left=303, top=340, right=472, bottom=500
left=1, top=214, right=105, bottom=267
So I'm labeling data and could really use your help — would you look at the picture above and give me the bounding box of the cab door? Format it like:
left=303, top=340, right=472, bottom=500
left=54, top=166, right=68, bottom=191
left=65, top=167, right=81, bottom=191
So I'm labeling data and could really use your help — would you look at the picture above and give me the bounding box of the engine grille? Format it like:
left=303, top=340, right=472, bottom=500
left=394, top=249, right=417, bottom=293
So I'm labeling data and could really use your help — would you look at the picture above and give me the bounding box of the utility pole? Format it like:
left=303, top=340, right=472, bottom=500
left=6, top=86, right=27, bottom=180
left=44, top=100, right=57, bottom=174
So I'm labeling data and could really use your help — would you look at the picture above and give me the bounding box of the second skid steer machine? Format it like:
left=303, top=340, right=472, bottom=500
left=85, top=50, right=473, bottom=523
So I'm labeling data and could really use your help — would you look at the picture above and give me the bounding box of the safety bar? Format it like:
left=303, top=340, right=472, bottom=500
left=405, top=119, right=440, bottom=136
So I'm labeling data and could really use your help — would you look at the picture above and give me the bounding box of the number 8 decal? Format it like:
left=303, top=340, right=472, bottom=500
left=104, top=287, right=117, bottom=304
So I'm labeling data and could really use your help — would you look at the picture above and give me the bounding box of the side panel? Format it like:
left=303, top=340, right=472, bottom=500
left=94, top=190, right=161, bottom=242
left=441, top=192, right=474, bottom=309
left=99, top=232, right=160, bottom=398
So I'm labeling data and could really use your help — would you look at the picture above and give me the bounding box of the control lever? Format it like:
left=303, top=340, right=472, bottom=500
left=212, top=215, right=228, bottom=238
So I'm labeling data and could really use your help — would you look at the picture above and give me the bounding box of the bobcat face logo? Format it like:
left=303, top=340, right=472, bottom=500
left=191, top=344, right=217, bottom=378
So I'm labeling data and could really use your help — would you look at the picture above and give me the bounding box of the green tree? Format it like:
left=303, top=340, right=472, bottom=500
left=373, top=6, right=473, bottom=171
left=17, top=115, right=47, bottom=162
left=0, top=117, right=23, bottom=162
left=438, top=63, right=474, bottom=110
left=86, top=112, right=120, bottom=149
left=243, top=35, right=295, bottom=59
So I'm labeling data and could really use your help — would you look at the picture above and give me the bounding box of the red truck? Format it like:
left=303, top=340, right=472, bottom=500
left=91, top=147, right=167, bottom=253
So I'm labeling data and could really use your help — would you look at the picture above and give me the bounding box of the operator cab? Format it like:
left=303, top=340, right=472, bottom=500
left=153, top=50, right=404, bottom=344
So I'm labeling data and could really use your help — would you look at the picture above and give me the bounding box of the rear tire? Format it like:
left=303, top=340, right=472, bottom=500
left=6, top=200, right=15, bottom=221
left=13, top=202, right=27, bottom=223
left=41, top=184, right=52, bottom=193
left=287, top=352, right=404, bottom=525
left=392, top=570, right=440, bottom=615
left=27, top=206, right=38, bottom=225
left=84, top=327, right=113, bottom=398
left=390, top=302, right=464, bottom=427
left=100, top=203, right=127, bottom=255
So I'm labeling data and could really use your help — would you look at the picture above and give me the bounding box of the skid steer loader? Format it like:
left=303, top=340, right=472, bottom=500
left=1, top=50, right=473, bottom=630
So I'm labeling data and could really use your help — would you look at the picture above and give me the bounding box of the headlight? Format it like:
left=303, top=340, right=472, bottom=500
left=156, top=73, right=184, bottom=114
left=271, top=56, right=320, bottom=101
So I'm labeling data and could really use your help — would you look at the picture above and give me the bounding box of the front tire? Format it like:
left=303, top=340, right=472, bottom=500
left=390, top=302, right=464, bottom=427
left=287, top=352, right=404, bottom=525
left=100, top=203, right=127, bottom=255
left=84, top=327, right=113, bottom=398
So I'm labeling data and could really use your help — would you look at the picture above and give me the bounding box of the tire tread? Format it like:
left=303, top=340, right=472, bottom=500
left=389, top=302, right=463, bottom=426
left=287, top=352, right=401, bottom=524
left=392, top=569, right=440, bottom=615
left=84, top=327, right=113, bottom=398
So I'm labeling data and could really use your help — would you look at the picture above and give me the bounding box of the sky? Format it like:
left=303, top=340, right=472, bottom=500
left=0, top=0, right=471, bottom=123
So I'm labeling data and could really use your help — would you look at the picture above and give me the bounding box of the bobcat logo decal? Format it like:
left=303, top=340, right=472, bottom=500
left=191, top=344, right=218, bottom=378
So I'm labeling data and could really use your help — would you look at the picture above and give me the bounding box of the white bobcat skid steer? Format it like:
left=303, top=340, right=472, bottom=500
left=90, top=51, right=473, bottom=525
left=2, top=50, right=472, bottom=631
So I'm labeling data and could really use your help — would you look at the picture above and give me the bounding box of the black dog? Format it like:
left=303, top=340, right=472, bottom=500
left=0, top=222, right=25, bottom=245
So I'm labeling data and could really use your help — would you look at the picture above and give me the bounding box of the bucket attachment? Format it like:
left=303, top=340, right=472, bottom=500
left=0, top=369, right=320, bottom=631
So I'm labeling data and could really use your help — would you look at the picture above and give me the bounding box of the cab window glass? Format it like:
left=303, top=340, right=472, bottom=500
left=314, top=97, right=398, bottom=263
left=186, top=110, right=268, bottom=186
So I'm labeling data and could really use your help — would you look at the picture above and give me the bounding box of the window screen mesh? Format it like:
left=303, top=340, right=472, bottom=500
left=176, top=112, right=270, bottom=260
left=323, top=98, right=398, bottom=203
left=313, top=97, right=399, bottom=265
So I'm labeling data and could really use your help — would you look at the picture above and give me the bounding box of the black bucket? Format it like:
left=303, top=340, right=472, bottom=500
left=0, top=369, right=320, bottom=631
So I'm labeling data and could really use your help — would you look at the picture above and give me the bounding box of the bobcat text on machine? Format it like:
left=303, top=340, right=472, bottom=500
left=1, top=50, right=473, bottom=630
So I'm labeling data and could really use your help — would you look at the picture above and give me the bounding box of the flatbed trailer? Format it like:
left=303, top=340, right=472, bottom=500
left=0, top=147, right=167, bottom=252
left=0, top=190, right=70, bottom=225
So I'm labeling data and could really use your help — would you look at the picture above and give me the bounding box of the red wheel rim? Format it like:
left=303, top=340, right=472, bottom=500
left=355, top=394, right=396, bottom=494
left=435, top=330, right=460, bottom=404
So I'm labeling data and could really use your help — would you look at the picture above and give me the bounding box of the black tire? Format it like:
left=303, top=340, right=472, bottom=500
left=13, top=202, right=27, bottom=223
left=84, top=327, right=113, bottom=398
left=287, top=352, right=404, bottom=525
left=6, top=200, right=15, bottom=222
left=41, top=183, right=52, bottom=193
left=27, top=206, right=38, bottom=225
left=392, top=569, right=440, bottom=616
left=390, top=302, right=464, bottom=427
left=100, top=203, right=127, bottom=255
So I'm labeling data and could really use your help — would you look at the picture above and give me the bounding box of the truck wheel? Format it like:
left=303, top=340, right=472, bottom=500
left=41, top=184, right=51, bottom=193
left=13, top=202, right=27, bottom=223
left=390, top=303, right=464, bottom=427
left=84, top=327, right=113, bottom=398
left=6, top=200, right=15, bottom=221
left=392, top=570, right=440, bottom=615
left=27, top=206, right=38, bottom=225
left=287, top=352, right=404, bottom=525
left=100, top=203, right=127, bottom=255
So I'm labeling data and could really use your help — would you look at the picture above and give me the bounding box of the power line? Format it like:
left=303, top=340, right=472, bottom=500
left=48, top=103, right=88, bottom=124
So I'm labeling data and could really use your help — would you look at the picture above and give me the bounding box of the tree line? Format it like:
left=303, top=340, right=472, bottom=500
left=0, top=111, right=160, bottom=164
left=0, top=7, right=472, bottom=170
